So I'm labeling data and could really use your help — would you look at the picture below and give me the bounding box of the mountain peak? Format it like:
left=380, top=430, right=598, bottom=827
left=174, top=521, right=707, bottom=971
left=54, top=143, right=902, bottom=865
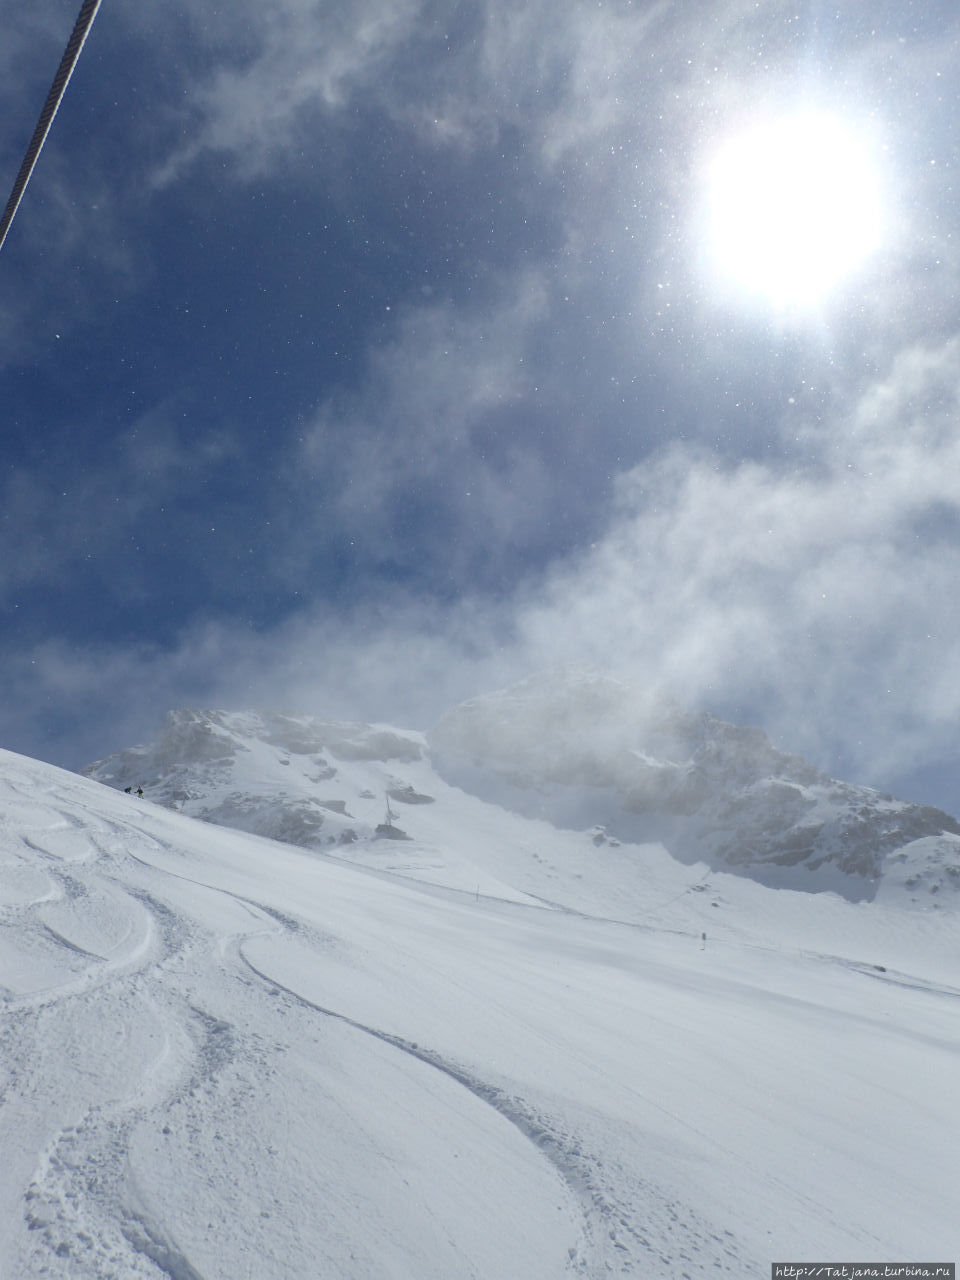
left=83, top=677, right=960, bottom=902
left=428, top=673, right=960, bottom=899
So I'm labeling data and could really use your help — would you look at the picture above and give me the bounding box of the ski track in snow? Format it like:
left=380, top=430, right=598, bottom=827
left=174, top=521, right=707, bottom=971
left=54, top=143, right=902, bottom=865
left=117, top=849, right=611, bottom=1278
left=0, top=805, right=565, bottom=1278
left=236, top=929, right=746, bottom=1278
left=0, top=781, right=246, bottom=1277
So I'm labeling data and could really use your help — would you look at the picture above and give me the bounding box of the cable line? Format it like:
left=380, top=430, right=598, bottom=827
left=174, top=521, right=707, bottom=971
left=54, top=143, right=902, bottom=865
left=0, top=0, right=103, bottom=256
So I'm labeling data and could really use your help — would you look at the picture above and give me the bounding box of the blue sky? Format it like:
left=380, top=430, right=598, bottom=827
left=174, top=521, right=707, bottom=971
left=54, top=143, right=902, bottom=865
left=3, top=0, right=960, bottom=814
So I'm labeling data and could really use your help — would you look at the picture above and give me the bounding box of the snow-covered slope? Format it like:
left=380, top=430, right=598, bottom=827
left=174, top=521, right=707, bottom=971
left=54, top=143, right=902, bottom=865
left=85, top=672, right=960, bottom=903
left=3, top=741, right=959, bottom=1278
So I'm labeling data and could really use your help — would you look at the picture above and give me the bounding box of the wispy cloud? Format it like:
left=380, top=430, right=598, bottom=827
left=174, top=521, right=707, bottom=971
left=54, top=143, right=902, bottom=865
left=511, top=336, right=960, bottom=785
left=153, top=0, right=425, bottom=185
left=151, top=0, right=834, bottom=178
left=280, top=270, right=554, bottom=583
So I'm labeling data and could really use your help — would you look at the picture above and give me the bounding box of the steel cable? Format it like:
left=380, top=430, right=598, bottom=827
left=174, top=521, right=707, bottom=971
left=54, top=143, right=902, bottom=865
left=0, top=0, right=103, bottom=255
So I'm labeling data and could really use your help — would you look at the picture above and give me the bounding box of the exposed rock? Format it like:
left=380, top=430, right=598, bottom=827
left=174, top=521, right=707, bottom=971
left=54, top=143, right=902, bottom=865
left=387, top=785, right=435, bottom=805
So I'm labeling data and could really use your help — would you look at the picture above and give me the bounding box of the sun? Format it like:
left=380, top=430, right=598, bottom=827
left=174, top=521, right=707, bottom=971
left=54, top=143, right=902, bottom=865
left=701, top=110, right=886, bottom=311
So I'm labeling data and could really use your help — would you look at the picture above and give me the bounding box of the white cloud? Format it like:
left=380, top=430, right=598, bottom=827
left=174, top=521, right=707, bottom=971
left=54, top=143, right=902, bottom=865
left=512, top=336, right=960, bottom=786
left=154, top=0, right=425, bottom=184
left=279, top=270, right=554, bottom=576
left=150, top=0, right=808, bottom=179
left=0, top=597, right=520, bottom=771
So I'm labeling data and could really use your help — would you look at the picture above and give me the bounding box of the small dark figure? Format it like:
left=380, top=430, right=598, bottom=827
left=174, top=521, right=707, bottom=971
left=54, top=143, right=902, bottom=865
left=124, top=786, right=132, bottom=794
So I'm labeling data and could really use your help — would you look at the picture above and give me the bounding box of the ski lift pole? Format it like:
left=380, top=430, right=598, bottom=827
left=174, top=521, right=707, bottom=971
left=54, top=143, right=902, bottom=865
left=0, top=0, right=103, bottom=256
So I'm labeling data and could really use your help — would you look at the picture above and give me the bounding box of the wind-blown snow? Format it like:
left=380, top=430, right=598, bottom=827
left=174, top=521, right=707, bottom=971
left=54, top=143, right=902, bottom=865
left=3, top=702, right=959, bottom=1276
left=429, top=672, right=960, bottom=897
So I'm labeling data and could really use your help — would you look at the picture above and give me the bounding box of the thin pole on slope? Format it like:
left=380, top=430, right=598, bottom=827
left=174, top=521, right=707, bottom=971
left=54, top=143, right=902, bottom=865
left=0, top=0, right=103, bottom=256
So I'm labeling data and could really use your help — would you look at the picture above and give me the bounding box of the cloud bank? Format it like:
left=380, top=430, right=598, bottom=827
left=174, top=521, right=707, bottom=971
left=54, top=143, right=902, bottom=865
left=10, top=332, right=960, bottom=811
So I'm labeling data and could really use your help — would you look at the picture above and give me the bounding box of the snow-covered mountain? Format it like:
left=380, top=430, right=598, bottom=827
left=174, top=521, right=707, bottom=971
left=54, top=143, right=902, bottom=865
left=85, top=708, right=427, bottom=849
left=84, top=671, right=960, bottom=903
left=2, top=678, right=959, bottom=1277
left=430, top=671, right=960, bottom=898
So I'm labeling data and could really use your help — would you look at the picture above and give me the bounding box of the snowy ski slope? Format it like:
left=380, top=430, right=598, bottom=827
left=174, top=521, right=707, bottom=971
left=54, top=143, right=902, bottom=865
left=1, top=744, right=958, bottom=1278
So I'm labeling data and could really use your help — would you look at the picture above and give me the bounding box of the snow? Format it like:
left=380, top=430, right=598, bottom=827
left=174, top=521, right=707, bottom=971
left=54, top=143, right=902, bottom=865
left=2, top=736, right=959, bottom=1278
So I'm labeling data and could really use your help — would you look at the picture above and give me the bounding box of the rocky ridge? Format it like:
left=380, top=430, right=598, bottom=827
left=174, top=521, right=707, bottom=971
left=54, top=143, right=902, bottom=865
left=83, top=674, right=960, bottom=902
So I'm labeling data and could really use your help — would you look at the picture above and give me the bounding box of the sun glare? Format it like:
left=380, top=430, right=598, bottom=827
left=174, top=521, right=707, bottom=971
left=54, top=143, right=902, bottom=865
left=702, top=111, right=886, bottom=311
